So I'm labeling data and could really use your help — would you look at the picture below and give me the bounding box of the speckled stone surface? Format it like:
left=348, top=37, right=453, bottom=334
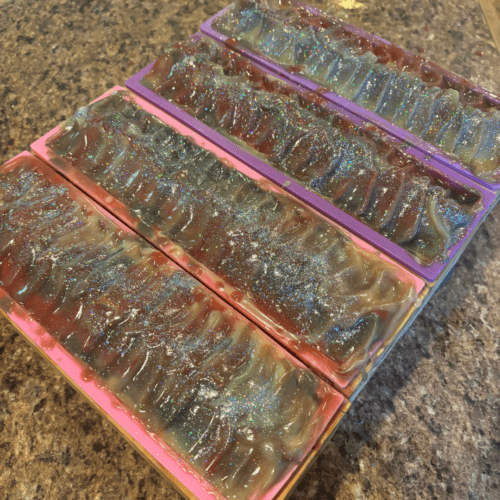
left=0, top=1, right=499, bottom=499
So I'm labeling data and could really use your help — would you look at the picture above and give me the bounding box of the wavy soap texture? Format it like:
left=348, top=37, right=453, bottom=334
left=212, top=0, right=500, bottom=182
left=45, top=90, right=417, bottom=384
left=0, top=155, right=341, bottom=500
left=140, top=37, right=483, bottom=267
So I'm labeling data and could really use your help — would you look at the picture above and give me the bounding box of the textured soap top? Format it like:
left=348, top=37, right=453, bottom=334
left=0, top=154, right=339, bottom=500
left=42, top=90, right=418, bottom=386
left=140, top=37, right=483, bottom=268
left=212, top=0, right=500, bottom=182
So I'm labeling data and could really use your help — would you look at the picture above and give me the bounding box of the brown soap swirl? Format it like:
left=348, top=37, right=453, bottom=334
left=141, top=37, right=482, bottom=266
left=213, top=0, right=500, bottom=182
left=45, top=90, right=417, bottom=384
left=0, top=155, right=337, bottom=500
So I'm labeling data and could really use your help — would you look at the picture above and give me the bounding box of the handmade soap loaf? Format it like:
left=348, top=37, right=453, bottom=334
left=0, top=152, right=346, bottom=500
left=32, top=88, right=422, bottom=392
left=203, top=0, right=500, bottom=185
left=135, top=36, right=488, bottom=275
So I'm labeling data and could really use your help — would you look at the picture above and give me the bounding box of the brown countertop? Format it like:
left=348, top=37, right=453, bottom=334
left=0, top=1, right=499, bottom=499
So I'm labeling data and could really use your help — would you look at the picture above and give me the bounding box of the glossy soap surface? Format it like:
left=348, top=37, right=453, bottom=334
left=141, top=38, right=483, bottom=267
left=44, top=90, right=418, bottom=386
left=212, top=0, right=500, bottom=182
left=0, top=154, right=339, bottom=500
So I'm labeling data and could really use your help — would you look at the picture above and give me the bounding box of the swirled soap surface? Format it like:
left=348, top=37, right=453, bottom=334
left=44, top=90, right=417, bottom=384
left=141, top=37, right=482, bottom=267
left=0, top=154, right=338, bottom=500
left=212, top=0, right=500, bottom=182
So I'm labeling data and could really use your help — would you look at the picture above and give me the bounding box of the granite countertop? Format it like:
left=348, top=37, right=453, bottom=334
left=0, top=1, right=499, bottom=499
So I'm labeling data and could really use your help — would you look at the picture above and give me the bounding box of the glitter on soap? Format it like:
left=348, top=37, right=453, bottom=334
left=45, top=90, right=417, bottom=384
left=212, top=0, right=500, bottom=181
left=0, top=155, right=338, bottom=500
left=140, top=37, right=483, bottom=266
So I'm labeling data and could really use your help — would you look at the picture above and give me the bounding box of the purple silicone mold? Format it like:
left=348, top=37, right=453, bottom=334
left=200, top=1, right=500, bottom=191
left=125, top=39, right=496, bottom=283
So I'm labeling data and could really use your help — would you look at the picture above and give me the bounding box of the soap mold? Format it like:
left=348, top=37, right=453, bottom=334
left=32, top=87, right=426, bottom=397
left=0, top=151, right=348, bottom=500
left=200, top=0, right=500, bottom=190
left=125, top=39, right=496, bottom=283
